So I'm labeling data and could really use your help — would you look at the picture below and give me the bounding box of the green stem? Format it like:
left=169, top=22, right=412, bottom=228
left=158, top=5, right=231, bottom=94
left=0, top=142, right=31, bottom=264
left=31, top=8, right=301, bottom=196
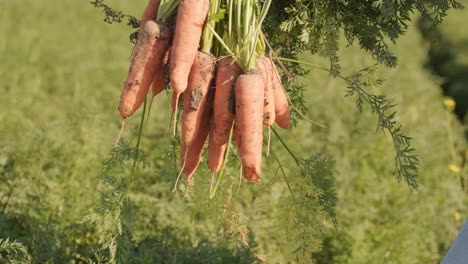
left=126, top=98, right=147, bottom=196
left=157, top=0, right=179, bottom=24
left=272, top=56, right=330, bottom=73
left=271, top=127, right=300, bottom=166
left=208, top=25, right=234, bottom=56
left=270, top=149, right=295, bottom=200
left=201, top=0, right=221, bottom=53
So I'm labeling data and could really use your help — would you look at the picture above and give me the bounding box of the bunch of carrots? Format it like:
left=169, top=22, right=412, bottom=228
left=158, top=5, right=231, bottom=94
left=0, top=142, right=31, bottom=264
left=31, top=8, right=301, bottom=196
left=118, top=0, right=289, bottom=188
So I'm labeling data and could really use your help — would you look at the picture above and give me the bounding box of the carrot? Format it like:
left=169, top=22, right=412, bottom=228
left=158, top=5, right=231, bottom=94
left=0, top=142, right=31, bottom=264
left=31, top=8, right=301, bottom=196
left=181, top=87, right=215, bottom=182
left=145, top=65, right=166, bottom=120
left=208, top=121, right=227, bottom=174
left=257, top=57, right=276, bottom=126
left=119, top=20, right=170, bottom=118
left=139, top=0, right=161, bottom=27
left=235, top=73, right=264, bottom=181
left=266, top=57, right=290, bottom=129
left=169, top=0, right=209, bottom=132
left=181, top=52, right=215, bottom=152
left=151, top=66, right=166, bottom=98
left=151, top=47, right=171, bottom=98
left=212, top=58, right=241, bottom=145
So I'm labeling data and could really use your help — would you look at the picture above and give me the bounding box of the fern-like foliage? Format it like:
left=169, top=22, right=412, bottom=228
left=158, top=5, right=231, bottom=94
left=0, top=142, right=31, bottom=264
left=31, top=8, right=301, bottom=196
left=267, top=0, right=464, bottom=73
left=100, top=139, right=145, bottom=178
left=0, top=238, right=32, bottom=264
left=222, top=186, right=267, bottom=263
left=344, top=65, right=419, bottom=189
left=276, top=151, right=337, bottom=263
left=83, top=140, right=144, bottom=263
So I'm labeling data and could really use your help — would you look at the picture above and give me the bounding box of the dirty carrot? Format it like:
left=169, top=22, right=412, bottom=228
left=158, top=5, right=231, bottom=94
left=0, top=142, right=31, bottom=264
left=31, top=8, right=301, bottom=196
left=169, top=0, right=209, bottom=133
left=181, top=88, right=215, bottom=183
left=180, top=52, right=215, bottom=159
left=258, top=57, right=276, bottom=126
left=235, top=73, right=264, bottom=181
left=267, top=57, right=290, bottom=129
left=213, top=58, right=241, bottom=145
left=119, top=20, right=170, bottom=118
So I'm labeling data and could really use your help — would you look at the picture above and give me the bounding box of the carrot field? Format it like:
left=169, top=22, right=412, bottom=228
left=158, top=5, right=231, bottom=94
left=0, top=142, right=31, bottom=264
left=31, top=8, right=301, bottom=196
left=1, top=0, right=467, bottom=263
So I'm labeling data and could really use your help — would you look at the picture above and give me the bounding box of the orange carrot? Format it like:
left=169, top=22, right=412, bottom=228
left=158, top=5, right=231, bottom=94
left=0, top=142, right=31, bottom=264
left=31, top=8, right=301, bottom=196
left=119, top=20, right=170, bottom=118
left=181, top=88, right=215, bottom=182
left=139, top=0, right=161, bottom=27
left=266, top=57, right=290, bottom=129
left=151, top=66, right=166, bottom=98
left=169, top=0, right=209, bottom=128
left=181, top=52, right=215, bottom=151
left=213, top=58, right=241, bottom=145
left=235, top=73, right=264, bottom=181
left=208, top=120, right=227, bottom=174
left=258, top=57, right=276, bottom=126
left=151, top=47, right=171, bottom=97
left=209, top=58, right=241, bottom=175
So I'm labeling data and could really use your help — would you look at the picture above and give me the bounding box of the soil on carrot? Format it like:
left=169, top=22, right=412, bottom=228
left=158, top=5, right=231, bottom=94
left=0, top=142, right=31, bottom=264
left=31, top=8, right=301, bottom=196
left=190, top=87, right=204, bottom=109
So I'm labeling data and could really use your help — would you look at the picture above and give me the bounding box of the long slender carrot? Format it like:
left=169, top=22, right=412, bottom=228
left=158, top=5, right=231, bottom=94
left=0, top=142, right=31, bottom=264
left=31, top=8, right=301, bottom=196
left=235, top=73, right=264, bottom=181
left=181, top=87, right=215, bottom=182
left=258, top=57, right=276, bottom=126
left=208, top=121, right=227, bottom=174
left=119, top=20, right=170, bottom=118
left=181, top=52, right=215, bottom=156
left=151, top=66, right=166, bottom=98
left=266, top=57, right=290, bottom=129
left=169, top=0, right=209, bottom=132
left=140, top=0, right=161, bottom=27
left=151, top=46, right=171, bottom=97
left=212, top=58, right=241, bottom=145
left=147, top=33, right=171, bottom=118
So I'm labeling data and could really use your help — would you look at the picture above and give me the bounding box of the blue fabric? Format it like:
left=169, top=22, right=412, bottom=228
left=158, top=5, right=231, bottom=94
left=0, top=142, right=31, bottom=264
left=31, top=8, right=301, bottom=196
left=442, top=220, right=468, bottom=264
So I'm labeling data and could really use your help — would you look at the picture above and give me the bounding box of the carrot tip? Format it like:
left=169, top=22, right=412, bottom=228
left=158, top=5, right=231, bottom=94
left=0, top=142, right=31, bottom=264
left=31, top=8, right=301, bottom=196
left=243, top=166, right=261, bottom=182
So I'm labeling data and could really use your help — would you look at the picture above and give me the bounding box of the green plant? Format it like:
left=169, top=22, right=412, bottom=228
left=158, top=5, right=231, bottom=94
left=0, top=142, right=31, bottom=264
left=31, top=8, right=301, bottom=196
left=0, top=238, right=32, bottom=264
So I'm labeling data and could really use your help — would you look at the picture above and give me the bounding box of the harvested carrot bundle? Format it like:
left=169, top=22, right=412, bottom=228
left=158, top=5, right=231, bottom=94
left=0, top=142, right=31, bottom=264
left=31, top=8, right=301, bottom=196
left=181, top=88, right=215, bottom=182
left=169, top=0, right=210, bottom=127
left=235, top=73, right=264, bottom=182
left=258, top=57, right=276, bottom=126
left=181, top=52, right=215, bottom=156
left=213, top=58, right=241, bottom=145
left=266, top=57, right=290, bottom=129
left=119, top=20, right=170, bottom=118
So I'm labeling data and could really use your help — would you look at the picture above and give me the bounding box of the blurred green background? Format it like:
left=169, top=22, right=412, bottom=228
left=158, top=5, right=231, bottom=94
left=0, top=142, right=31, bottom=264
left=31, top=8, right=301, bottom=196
left=1, top=0, right=468, bottom=263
